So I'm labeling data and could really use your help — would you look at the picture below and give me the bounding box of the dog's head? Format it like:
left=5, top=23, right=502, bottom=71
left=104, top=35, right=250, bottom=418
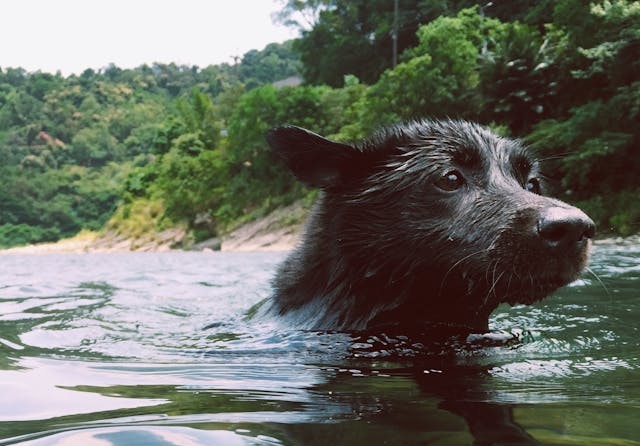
left=267, top=120, right=594, bottom=311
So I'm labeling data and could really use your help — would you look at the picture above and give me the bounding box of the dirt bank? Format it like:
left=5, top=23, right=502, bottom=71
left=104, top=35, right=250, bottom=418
left=1, top=202, right=307, bottom=254
left=0, top=228, right=188, bottom=254
left=220, top=201, right=306, bottom=252
left=4, top=200, right=634, bottom=255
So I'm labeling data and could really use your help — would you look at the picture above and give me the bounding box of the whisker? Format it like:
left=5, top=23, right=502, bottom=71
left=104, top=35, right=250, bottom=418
left=492, top=262, right=501, bottom=296
left=487, top=259, right=499, bottom=286
left=439, top=249, right=486, bottom=296
left=584, top=266, right=611, bottom=300
left=484, top=267, right=505, bottom=306
left=528, top=272, right=535, bottom=291
left=506, top=273, right=514, bottom=297
left=535, top=152, right=577, bottom=162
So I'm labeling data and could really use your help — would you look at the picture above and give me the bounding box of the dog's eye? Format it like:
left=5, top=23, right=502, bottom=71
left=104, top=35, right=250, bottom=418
left=526, top=178, right=541, bottom=194
left=435, top=170, right=465, bottom=191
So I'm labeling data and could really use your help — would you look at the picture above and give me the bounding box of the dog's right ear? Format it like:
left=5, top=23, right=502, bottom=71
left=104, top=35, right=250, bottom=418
left=266, top=125, right=362, bottom=189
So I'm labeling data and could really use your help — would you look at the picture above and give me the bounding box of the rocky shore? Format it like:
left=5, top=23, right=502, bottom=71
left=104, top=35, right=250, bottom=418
left=0, top=201, right=307, bottom=255
left=2, top=199, right=637, bottom=255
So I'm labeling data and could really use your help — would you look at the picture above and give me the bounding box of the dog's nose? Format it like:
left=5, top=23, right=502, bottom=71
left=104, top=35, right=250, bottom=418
left=537, top=207, right=595, bottom=251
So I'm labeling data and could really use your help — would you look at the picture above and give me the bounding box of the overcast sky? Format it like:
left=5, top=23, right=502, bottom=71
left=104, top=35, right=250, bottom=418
left=0, top=0, right=299, bottom=75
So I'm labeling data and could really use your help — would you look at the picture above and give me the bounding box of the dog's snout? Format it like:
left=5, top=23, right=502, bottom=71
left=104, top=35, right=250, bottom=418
left=537, top=207, right=595, bottom=250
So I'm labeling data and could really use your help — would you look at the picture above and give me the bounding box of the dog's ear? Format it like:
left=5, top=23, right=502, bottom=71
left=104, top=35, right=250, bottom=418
left=266, top=125, right=362, bottom=189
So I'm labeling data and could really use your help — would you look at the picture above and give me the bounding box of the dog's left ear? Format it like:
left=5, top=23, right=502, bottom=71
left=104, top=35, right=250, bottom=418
left=266, top=125, right=363, bottom=189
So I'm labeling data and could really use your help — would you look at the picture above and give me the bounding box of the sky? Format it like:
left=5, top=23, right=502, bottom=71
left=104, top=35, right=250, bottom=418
left=0, top=0, right=299, bottom=76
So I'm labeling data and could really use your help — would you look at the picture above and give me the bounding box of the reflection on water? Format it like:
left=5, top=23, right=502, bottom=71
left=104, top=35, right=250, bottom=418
left=0, top=242, right=639, bottom=445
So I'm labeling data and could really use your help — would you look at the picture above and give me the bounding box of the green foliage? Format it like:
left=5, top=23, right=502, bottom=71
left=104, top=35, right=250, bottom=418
left=104, top=197, right=171, bottom=239
left=2, top=3, right=640, bottom=247
left=526, top=1, right=640, bottom=195
left=156, top=149, right=227, bottom=236
left=0, top=42, right=302, bottom=247
left=239, top=41, right=302, bottom=89
left=175, top=88, right=221, bottom=150
left=575, top=190, right=640, bottom=236
left=478, top=23, right=570, bottom=134
left=287, top=0, right=465, bottom=86
left=319, top=75, right=369, bottom=141
left=0, top=163, right=123, bottom=246
left=70, top=124, right=120, bottom=166
left=129, top=78, right=368, bottom=235
left=574, top=1, right=640, bottom=89
left=527, top=91, right=638, bottom=197
left=360, top=8, right=499, bottom=130
left=0, top=223, right=60, bottom=248
left=221, top=84, right=329, bottom=225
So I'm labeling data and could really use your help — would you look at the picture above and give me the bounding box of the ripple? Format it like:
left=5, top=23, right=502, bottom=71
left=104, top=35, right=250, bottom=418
left=1, top=249, right=639, bottom=444
left=6, top=426, right=284, bottom=446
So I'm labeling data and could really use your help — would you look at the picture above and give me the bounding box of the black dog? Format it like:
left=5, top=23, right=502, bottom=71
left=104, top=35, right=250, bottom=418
left=264, top=120, right=594, bottom=333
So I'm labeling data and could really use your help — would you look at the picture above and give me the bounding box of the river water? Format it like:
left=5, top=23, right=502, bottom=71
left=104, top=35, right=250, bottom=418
left=0, top=241, right=638, bottom=445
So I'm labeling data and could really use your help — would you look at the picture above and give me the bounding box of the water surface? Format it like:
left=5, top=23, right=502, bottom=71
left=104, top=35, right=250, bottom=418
left=0, top=242, right=639, bottom=445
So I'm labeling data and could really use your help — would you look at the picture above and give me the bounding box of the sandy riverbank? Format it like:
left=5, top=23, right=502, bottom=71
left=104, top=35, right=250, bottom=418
left=0, top=201, right=307, bottom=255
left=0, top=228, right=187, bottom=255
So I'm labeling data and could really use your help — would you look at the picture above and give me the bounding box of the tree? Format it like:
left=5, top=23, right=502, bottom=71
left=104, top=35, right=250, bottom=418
left=478, top=22, right=570, bottom=135
left=239, top=41, right=302, bottom=89
left=70, top=124, right=120, bottom=167
left=174, top=88, right=221, bottom=150
left=221, top=83, right=344, bottom=223
left=155, top=148, right=227, bottom=237
left=526, top=0, right=640, bottom=234
left=289, top=0, right=452, bottom=86
left=360, top=8, right=501, bottom=130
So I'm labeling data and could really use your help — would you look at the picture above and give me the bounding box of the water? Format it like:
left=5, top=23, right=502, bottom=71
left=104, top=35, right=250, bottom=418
left=0, top=242, right=638, bottom=445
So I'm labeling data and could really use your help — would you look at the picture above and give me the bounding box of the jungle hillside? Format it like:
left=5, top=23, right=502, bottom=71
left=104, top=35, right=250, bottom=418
left=1, top=0, right=639, bottom=249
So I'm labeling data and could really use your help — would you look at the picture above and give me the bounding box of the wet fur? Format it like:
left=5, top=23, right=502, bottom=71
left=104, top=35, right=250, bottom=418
left=264, top=120, right=593, bottom=333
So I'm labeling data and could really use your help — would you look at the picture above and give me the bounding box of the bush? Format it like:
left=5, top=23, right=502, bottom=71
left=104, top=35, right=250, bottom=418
left=0, top=223, right=60, bottom=248
left=359, top=8, right=502, bottom=131
left=575, top=190, right=640, bottom=236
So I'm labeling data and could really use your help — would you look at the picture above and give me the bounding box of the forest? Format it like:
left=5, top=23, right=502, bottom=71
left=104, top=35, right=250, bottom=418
left=0, top=0, right=638, bottom=248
